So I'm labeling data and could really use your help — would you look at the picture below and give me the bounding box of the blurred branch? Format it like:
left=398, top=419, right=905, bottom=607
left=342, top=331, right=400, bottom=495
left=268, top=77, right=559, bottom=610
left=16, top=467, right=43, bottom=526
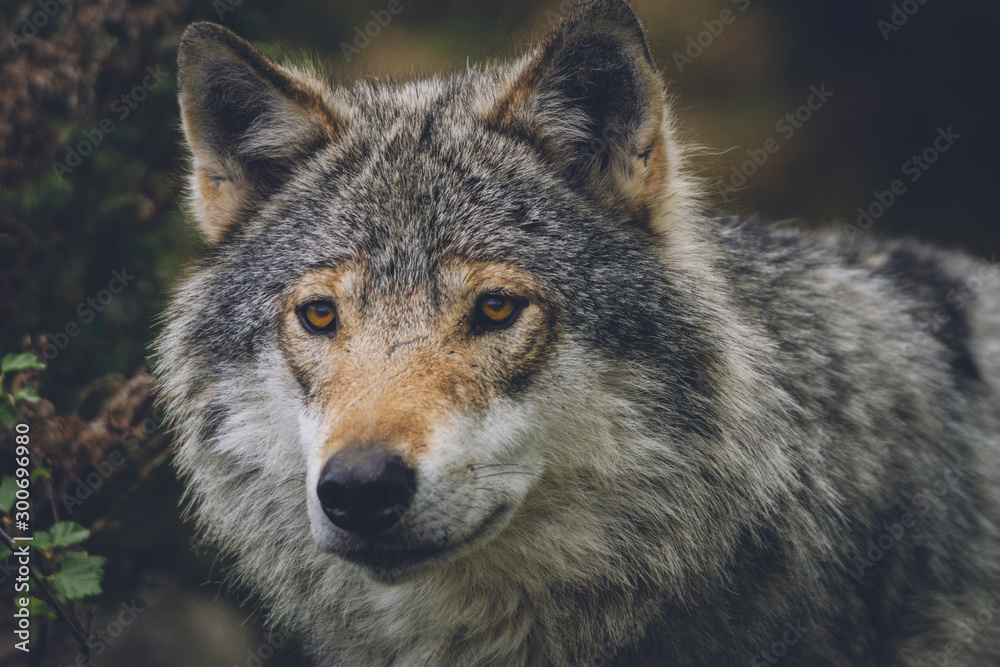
left=89, top=442, right=172, bottom=534
left=5, top=372, right=162, bottom=512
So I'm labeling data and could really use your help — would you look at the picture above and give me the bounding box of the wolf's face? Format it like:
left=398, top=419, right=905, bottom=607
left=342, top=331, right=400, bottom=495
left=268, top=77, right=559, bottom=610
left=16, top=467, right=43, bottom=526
left=165, top=2, right=706, bottom=583
left=283, top=232, right=559, bottom=579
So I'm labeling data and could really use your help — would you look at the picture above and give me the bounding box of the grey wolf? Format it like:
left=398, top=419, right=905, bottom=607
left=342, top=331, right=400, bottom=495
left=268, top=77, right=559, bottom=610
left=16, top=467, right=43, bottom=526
left=154, top=1, right=1000, bottom=664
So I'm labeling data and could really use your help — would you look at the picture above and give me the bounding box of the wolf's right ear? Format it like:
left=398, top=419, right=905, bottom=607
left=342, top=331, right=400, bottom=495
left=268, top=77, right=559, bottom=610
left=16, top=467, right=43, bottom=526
left=177, top=22, right=345, bottom=242
left=483, top=0, right=690, bottom=232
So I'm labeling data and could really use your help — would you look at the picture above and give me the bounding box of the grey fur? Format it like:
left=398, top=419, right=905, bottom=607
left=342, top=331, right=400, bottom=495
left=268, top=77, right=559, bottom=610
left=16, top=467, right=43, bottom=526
left=155, top=1, right=1000, bottom=665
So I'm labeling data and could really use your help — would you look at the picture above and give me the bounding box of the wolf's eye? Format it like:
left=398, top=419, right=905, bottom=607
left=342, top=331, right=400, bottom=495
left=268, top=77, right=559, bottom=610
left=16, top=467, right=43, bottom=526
left=298, top=301, right=338, bottom=336
left=473, top=293, right=522, bottom=333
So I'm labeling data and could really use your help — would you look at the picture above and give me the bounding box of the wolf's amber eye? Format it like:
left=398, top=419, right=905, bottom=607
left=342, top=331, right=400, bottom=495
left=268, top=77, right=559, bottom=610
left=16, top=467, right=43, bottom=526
left=474, top=293, right=521, bottom=332
left=299, top=301, right=338, bottom=335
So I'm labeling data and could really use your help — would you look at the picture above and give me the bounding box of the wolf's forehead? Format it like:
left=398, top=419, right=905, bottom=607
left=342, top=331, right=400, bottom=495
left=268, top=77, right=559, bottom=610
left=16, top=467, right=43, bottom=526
left=337, top=78, right=471, bottom=157
left=279, top=117, right=538, bottom=259
left=263, top=178, right=534, bottom=302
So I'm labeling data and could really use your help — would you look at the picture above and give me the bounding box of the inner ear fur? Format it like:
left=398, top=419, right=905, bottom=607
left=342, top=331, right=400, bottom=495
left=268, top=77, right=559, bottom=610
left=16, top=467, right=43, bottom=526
left=177, top=22, right=344, bottom=242
left=485, top=0, right=672, bottom=224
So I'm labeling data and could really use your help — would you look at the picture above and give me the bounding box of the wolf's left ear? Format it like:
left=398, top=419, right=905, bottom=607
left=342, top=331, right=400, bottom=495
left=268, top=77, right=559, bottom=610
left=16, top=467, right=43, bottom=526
left=485, top=0, right=682, bottom=227
left=177, top=22, right=345, bottom=242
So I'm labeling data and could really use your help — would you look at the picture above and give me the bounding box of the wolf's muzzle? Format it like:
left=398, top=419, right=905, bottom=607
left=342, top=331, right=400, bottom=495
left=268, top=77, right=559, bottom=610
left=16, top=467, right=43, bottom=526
left=316, top=445, right=417, bottom=535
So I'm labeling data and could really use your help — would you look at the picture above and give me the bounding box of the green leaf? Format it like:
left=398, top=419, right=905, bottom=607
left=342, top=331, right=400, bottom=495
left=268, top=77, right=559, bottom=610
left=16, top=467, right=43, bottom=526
left=13, top=388, right=41, bottom=404
left=0, top=402, right=18, bottom=428
left=33, top=522, right=90, bottom=550
left=51, top=552, right=105, bottom=601
left=28, top=597, right=55, bottom=619
left=1, top=353, right=46, bottom=373
left=0, top=543, right=11, bottom=560
left=29, top=468, right=49, bottom=483
left=0, top=476, right=17, bottom=514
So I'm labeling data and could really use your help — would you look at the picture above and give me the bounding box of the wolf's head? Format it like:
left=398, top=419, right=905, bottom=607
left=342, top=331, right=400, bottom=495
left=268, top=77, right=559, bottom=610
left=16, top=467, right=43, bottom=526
left=159, top=0, right=757, bottom=594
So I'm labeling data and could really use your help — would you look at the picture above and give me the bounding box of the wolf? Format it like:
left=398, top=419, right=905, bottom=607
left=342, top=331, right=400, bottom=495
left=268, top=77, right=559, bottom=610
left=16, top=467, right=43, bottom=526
left=154, top=1, right=1000, bottom=664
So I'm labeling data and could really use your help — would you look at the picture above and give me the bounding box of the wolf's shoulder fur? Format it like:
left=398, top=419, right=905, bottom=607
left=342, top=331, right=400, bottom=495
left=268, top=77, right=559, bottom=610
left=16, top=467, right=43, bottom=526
left=156, top=1, right=1000, bottom=665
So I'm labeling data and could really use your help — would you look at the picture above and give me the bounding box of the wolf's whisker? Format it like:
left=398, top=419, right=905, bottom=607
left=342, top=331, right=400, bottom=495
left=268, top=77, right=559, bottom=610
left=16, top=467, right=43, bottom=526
left=469, top=463, right=523, bottom=471
left=475, top=471, right=540, bottom=480
left=279, top=475, right=307, bottom=489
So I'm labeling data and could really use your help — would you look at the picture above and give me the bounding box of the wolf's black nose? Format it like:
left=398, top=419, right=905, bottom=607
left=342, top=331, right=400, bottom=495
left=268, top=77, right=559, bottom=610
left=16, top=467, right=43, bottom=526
left=317, top=446, right=416, bottom=535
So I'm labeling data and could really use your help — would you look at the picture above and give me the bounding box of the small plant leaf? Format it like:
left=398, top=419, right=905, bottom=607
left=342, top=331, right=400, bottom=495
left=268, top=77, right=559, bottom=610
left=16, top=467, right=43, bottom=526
left=0, top=543, right=11, bottom=560
left=13, top=388, right=41, bottom=404
left=28, top=597, right=55, bottom=619
left=0, top=476, right=17, bottom=514
left=33, top=522, right=90, bottom=550
left=0, top=402, right=18, bottom=428
left=51, top=552, right=106, bottom=601
left=1, top=353, right=46, bottom=373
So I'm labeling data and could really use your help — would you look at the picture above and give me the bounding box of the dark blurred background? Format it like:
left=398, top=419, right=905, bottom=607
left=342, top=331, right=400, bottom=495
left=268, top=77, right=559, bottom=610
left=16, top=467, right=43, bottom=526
left=1, top=1, right=997, bottom=665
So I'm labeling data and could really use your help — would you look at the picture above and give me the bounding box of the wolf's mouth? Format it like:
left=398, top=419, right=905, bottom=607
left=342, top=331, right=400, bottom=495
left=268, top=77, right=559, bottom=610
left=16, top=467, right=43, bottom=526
left=336, top=503, right=511, bottom=582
